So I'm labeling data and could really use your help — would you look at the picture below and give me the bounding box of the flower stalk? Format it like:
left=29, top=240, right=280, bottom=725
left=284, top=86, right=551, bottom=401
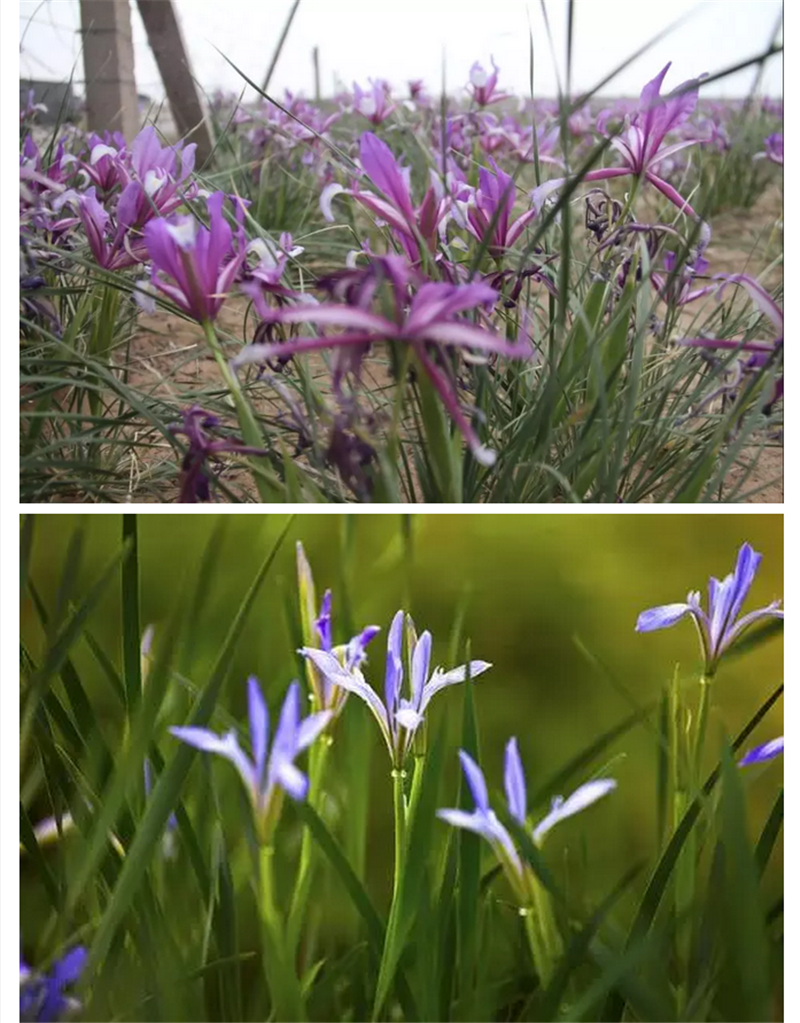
left=201, top=320, right=280, bottom=503
left=391, top=766, right=407, bottom=906
left=259, top=844, right=306, bottom=1022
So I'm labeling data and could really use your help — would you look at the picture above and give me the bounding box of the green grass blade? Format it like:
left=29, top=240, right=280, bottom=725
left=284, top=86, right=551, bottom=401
left=718, top=738, right=772, bottom=1021
left=79, top=517, right=294, bottom=982
left=121, top=515, right=142, bottom=713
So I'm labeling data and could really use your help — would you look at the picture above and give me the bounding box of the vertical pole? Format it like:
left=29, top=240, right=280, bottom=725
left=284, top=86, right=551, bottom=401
left=79, top=0, right=139, bottom=140
left=313, top=46, right=320, bottom=103
left=135, top=0, right=214, bottom=166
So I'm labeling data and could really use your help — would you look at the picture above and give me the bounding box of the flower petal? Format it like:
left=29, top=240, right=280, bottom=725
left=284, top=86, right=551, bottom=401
left=635, top=603, right=693, bottom=632
left=739, top=736, right=784, bottom=767
left=411, top=630, right=432, bottom=710
left=726, top=543, right=762, bottom=632
left=437, top=807, right=495, bottom=840
left=395, top=702, right=424, bottom=732
left=385, top=609, right=405, bottom=714
left=359, top=132, right=415, bottom=221
left=504, top=737, right=527, bottom=825
left=52, top=946, right=87, bottom=986
left=296, top=709, right=333, bottom=751
left=301, top=648, right=391, bottom=750
left=273, top=758, right=309, bottom=800
left=272, top=680, right=302, bottom=759
left=169, top=726, right=255, bottom=794
left=419, top=660, right=492, bottom=713
left=419, top=320, right=532, bottom=359
left=247, top=675, right=269, bottom=787
left=458, top=749, right=490, bottom=813
left=723, top=602, right=783, bottom=651
left=320, top=182, right=346, bottom=221
left=533, top=778, right=616, bottom=842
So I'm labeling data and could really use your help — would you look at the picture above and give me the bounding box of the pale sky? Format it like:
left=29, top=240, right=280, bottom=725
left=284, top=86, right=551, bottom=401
left=19, top=0, right=783, bottom=101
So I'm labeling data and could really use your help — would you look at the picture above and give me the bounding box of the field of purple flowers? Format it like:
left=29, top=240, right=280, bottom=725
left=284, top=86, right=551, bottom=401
left=20, top=50, right=783, bottom=502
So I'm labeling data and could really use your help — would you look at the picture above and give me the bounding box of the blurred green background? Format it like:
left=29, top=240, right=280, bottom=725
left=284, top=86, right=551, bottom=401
left=21, top=512, right=783, bottom=946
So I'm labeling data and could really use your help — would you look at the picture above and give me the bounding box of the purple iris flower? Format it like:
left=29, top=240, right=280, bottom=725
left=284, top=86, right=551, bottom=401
left=232, top=259, right=528, bottom=465
left=315, top=591, right=380, bottom=671
left=456, top=158, right=539, bottom=257
left=352, top=79, right=397, bottom=125
left=144, top=191, right=246, bottom=323
left=636, top=542, right=783, bottom=676
left=301, top=610, right=491, bottom=767
left=739, top=736, right=784, bottom=767
left=74, top=186, right=148, bottom=270
left=532, top=63, right=709, bottom=230
left=170, top=677, right=331, bottom=843
left=321, top=133, right=451, bottom=262
left=82, top=133, right=128, bottom=193
left=20, top=946, right=87, bottom=1022
left=438, top=738, right=616, bottom=900
left=116, top=125, right=198, bottom=228
left=170, top=405, right=267, bottom=503
left=296, top=540, right=379, bottom=714
left=755, top=133, right=783, bottom=166
left=468, top=59, right=510, bottom=107
left=310, top=589, right=380, bottom=715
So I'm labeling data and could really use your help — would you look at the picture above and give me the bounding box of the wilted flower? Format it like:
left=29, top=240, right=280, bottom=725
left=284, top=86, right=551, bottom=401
left=301, top=610, right=491, bottom=767
left=20, top=946, right=87, bottom=1022
left=652, top=248, right=713, bottom=307
left=170, top=677, right=331, bottom=844
left=438, top=738, right=616, bottom=900
left=636, top=541, right=783, bottom=676
left=170, top=405, right=267, bottom=503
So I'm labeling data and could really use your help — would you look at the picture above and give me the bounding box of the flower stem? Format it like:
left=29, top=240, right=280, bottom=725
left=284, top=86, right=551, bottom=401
left=693, top=675, right=711, bottom=784
left=201, top=320, right=282, bottom=502
left=391, top=767, right=407, bottom=905
left=287, top=734, right=331, bottom=957
left=259, top=844, right=306, bottom=1021
left=522, top=904, right=550, bottom=986
left=524, top=867, right=562, bottom=987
